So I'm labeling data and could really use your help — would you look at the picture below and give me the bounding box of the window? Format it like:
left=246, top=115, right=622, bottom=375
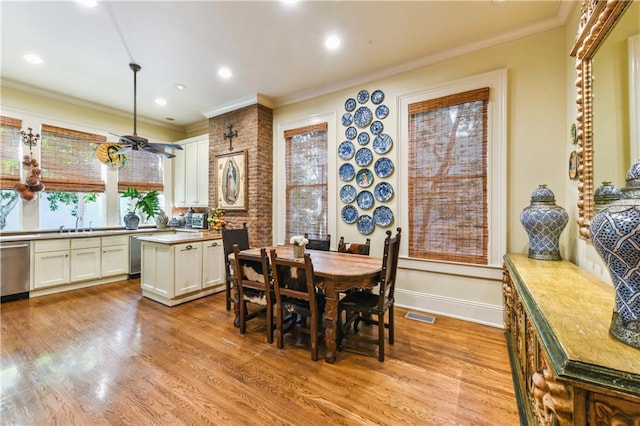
left=284, top=123, right=328, bottom=240
left=400, top=70, right=507, bottom=271
left=118, top=149, right=164, bottom=225
left=39, top=124, right=106, bottom=229
left=408, top=88, right=489, bottom=264
left=0, top=116, right=22, bottom=231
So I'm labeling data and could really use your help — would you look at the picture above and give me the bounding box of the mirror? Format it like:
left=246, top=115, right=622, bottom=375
left=571, top=0, right=635, bottom=239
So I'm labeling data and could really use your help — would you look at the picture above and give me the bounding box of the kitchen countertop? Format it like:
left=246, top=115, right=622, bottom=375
left=0, top=228, right=208, bottom=243
left=136, top=232, right=221, bottom=245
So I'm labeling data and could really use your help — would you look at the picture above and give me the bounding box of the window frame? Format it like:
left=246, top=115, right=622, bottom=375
left=398, top=69, right=507, bottom=278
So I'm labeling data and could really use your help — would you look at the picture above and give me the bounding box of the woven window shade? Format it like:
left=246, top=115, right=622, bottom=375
left=408, top=88, right=489, bottom=264
left=118, top=149, right=164, bottom=192
left=40, top=124, right=106, bottom=192
left=284, top=123, right=328, bottom=241
left=0, top=116, right=22, bottom=189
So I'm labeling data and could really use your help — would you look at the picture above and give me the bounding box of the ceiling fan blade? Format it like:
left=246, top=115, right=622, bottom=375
left=146, top=142, right=184, bottom=150
left=143, top=146, right=176, bottom=159
left=115, top=146, right=133, bottom=155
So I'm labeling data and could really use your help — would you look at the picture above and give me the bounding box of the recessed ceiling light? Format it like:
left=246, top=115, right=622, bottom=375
left=155, top=98, right=167, bottom=106
left=76, top=0, right=98, bottom=7
left=325, top=35, right=341, bottom=50
left=174, top=83, right=187, bottom=90
left=23, top=54, right=43, bottom=64
left=218, top=67, right=232, bottom=79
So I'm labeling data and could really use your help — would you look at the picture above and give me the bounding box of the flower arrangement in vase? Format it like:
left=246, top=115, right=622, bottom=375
left=207, top=206, right=227, bottom=231
left=290, top=235, right=309, bottom=258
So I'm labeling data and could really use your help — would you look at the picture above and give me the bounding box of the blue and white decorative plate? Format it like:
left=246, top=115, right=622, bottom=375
left=341, top=205, right=358, bottom=224
left=357, top=132, right=370, bottom=146
left=357, top=190, right=374, bottom=210
left=374, top=157, right=394, bottom=178
left=357, top=215, right=375, bottom=235
left=357, top=90, right=369, bottom=104
left=340, top=184, right=357, bottom=203
left=341, top=112, right=353, bottom=127
left=353, top=106, right=373, bottom=128
left=338, top=140, right=355, bottom=160
left=339, top=163, right=356, bottom=181
left=373, top=134, right=393, bottom=154
left=375, top=104, right=389, bottom=119
left=356, top=168, right=374, bottom=188
left=374, top=182, right=394, bottom=202
left=355, top=147, right=373, bottom=167
left=345, top=98, right=356, bottom=112
left=345, top=126, right=357, bottom=140
left=373, top=206, right=394, bottom=227
left=370, top=120, right=384, bottom=135
left=371, top=89, right=385, bottom=105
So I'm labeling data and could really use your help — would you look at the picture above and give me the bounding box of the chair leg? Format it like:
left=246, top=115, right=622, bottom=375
left=310, top=313, right=318, bottom=361
left=239, top=300, right=247, bottom=335
left=225, top=279, right=231, bottom=311
left=378, top=313, right=385, bottom=362
left=266, top=303, right=274, bottom=344
left=388, top=305, right=394, bottom=345
left=276, top=308, right=284, bottom=349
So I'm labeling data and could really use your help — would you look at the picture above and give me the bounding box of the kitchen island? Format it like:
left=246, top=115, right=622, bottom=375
left=137, top=232, right=225, bottom=306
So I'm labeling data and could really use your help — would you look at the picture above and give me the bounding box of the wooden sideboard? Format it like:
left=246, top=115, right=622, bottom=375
left=503, top=253, right=639, bottom=425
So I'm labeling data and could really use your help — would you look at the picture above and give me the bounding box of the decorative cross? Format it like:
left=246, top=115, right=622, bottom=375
left=224, top=124, right=238, bottom=151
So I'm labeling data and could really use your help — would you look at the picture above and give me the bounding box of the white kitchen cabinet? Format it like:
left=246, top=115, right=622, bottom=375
left=174, top=135, right=209, bottom=207
left=140, top=242, right=173, bottom=298
left=101, top=235, right=129, bottom=277
left=33, top=239, right=70, bottom=289
left=70, top=237, right=101, bottom=282
left=202, top=239, right=224, bottom=289
left=174, top=242, right=202, bottom=296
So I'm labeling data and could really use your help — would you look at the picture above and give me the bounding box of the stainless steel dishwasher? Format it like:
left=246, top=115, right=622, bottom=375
left=1, top=241, right=30, bottom=302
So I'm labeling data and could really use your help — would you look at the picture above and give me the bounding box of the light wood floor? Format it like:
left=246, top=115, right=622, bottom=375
left=1, top=279, right=519, bottom=425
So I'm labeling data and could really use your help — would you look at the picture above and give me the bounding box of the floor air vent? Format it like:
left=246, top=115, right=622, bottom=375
left=405, top=312, right=436, bottom=324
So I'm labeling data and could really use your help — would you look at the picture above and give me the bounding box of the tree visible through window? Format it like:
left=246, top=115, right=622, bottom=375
left=284, top=123, right=328, bottom=240
left=408, top=88, right=489, bottom=264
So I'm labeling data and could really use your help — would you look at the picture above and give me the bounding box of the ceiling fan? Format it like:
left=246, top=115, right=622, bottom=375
left=111, top=63, right=184, bottom=159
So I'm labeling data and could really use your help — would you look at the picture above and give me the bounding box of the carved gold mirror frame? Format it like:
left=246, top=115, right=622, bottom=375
left=571, top=0, right=633, bottom=239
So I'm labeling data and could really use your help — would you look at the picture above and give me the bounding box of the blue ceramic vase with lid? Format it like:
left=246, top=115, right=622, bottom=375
left=520, top=184, right=568, bottom=261
left=590, top=160, right=640, bottom=349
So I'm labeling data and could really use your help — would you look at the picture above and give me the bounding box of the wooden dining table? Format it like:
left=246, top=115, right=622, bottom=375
left=237, top=246, right=382, bottom=363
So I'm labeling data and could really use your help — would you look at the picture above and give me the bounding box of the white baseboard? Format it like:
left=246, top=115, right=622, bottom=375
left=395, top=288, right=505, bottom=329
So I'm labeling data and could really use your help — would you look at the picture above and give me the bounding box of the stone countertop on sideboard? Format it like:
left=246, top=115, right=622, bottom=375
left=0, top=228, right=208, bottom=243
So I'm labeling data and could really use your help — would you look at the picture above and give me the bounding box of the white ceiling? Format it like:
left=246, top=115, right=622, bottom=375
left=1, top=1, right=573, bottom=131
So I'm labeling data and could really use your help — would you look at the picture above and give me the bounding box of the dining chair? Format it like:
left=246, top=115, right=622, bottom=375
left=269, top=249, right=325, bottom=361
left=221, top=223, right=250, bottom=311
left=231, top=245, right=274, bottom=343
left=337, top=237, right=371, bottom=256
left=303, top=233, right=331, bottom=251
left=337, top=227, right=401, bottom=361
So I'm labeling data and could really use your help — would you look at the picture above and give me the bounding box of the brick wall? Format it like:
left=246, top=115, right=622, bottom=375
left=208, top=104, right=273, bottom=247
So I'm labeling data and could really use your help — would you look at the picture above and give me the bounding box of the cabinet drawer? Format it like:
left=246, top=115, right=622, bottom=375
left=34, top=239, right=69, bottom=253
left=102, top=235, right=129, bottom=247
left=71, top=237, right=101, bottom=250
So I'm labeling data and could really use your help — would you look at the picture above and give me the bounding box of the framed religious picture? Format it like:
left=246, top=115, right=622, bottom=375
left=96, top=143, right=127, bottom=168
left=215, top=150, right=247, bottom=211
left=569, top=150, right=578, bottom=180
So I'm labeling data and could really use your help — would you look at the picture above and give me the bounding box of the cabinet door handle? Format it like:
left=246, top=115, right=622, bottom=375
left=209, top=242, right=218, bottom=247
left=181, top=245, right=197, bottom=251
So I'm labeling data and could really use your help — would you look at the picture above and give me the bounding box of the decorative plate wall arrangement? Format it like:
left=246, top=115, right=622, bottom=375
left=340, top=88, right=395, bottom=234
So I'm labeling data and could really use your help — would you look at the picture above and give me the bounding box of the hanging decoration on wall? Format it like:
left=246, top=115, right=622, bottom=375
left=339, top=89, right=394, bottom=234
left=224, top=124, right=238, bottom=151
left=14, top=128, right=44, bottom=201
left=96, top=143, right=127, bottom=168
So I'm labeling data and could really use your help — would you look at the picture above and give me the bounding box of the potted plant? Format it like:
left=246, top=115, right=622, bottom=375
left=121, top=186, right=160, bottom=230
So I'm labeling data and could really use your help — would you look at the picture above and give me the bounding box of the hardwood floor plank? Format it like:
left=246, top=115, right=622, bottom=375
left=1, top=280, right=519, bottom=425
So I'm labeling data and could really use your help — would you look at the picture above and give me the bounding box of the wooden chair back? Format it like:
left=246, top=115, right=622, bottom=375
left=221, top=223, right=249, bottom=311
left=231, top=244, right=273, bottom=343
left=303, top=233, right=331, bottom=251
left=378, top=228, right=401, bottom=310
left=269, top=249, right=323, bottom=360
left=337, top=237, right=371, bottom=255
